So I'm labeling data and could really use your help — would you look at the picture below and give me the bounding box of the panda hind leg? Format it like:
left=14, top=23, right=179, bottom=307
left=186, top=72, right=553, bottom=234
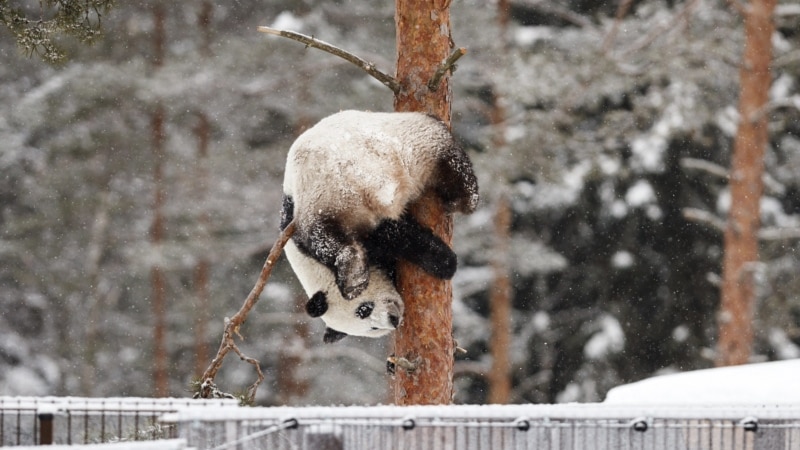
left=368, top=216, right=457, bottom=280
left=334, top=244, right=369, bottom=299
left=435, top=144, right=479, bottom=214
left=297, top=218, right=370, bottom=300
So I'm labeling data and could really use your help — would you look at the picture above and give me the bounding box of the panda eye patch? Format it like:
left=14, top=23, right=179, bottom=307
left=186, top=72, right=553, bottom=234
left=355, top=302, right=375, bottom=319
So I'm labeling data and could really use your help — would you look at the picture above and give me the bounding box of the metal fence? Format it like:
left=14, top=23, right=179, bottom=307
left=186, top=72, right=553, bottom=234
left=0, top=396, right=238, bottom=446
left=4, top=399, right=800, bottom=449
left=164, top=404, right=800, bottom=450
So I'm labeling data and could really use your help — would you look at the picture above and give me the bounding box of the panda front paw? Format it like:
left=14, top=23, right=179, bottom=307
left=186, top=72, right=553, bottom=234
left=335, top=245, right=370, bottom=300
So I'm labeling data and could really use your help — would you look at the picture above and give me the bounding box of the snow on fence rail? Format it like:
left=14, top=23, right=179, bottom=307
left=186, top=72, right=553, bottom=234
left=0, top=396, right=238, bottom=446
left=163, top=404, right=800, bottom=450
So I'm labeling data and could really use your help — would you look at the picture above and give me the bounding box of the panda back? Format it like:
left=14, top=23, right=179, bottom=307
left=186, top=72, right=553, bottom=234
left=284, top=111, right=452, bottom=229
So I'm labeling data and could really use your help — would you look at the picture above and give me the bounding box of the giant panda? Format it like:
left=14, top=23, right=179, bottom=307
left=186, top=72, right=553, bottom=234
left=280, top=110, right=478, bottom=343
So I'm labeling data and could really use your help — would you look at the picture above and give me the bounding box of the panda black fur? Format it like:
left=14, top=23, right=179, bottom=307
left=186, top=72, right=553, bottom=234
left=280, top=110, right=479, bottom=343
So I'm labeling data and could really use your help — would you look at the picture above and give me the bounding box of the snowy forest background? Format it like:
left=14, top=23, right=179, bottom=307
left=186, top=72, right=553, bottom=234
left=1, top=0, right=800, bottom=405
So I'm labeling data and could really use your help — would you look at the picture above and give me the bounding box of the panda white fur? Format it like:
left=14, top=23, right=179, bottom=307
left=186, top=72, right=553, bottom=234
left=280, top=110, right=478, bottom=343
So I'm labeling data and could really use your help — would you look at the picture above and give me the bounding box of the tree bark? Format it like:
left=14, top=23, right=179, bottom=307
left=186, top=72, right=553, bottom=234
left=716, top=0, right=776, bottom=367
left=392, top=0, right=456, bottom=405
left=488, top=196, right=512, bottom=404
left=150, top=3, right=169, bottom=396
left=191, top=106, right=212, bottom=379
left=150, top=104, right=169, bottom=397
left=487, top=0, right=513, bottom=405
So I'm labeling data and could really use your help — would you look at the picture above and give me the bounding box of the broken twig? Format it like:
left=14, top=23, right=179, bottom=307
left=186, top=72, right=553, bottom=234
left=428, top=47, right=467, bottom=92
left=258, top=26, right=401, bottom=94
left=195, top=220, right=296, bottom=404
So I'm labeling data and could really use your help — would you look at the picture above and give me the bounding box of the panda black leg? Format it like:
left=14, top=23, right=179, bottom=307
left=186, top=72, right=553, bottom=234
left=334, top=244, right=369, bottom=300
left=294, top=218, right=370, bottom=300
left=368, top=216, right=457, bottom=280
left=436, top=144, right=479, bottom=214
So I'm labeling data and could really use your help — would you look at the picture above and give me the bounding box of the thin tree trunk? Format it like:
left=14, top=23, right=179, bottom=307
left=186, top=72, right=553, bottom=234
left=488, top=196, right=512, bottom=404
left=716, top=0, right=776, bottom=367
left=487, top=0, right=513, bottom=405
left=150, top=104, right=169, bottom=397
left=191, top=2, right=214, bottom=377
left=392, top=0, right=456, bottom=405
left=191, top=113, right=212, bottom=379
left=150, top=3, right=169, bottom=396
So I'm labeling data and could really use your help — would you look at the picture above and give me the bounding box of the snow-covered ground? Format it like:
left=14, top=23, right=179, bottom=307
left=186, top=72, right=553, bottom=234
left=604, top=359, right=800, bottom=405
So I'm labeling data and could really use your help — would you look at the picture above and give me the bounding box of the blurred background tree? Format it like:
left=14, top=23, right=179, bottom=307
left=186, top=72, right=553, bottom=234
left=1, top=0, right=799, bottom=404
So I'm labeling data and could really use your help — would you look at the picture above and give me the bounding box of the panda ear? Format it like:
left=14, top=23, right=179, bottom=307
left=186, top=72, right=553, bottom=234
left=306, top=291, right=328, bottom=318
left=323, top=327, right=348, bottom=343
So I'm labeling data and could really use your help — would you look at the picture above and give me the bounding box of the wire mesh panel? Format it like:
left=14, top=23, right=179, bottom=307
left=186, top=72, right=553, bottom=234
left=0, top=397, right=238, bottom=446
left=9, top=438, right=193, bottom=450
left=166, top=404, right=800, bottom=450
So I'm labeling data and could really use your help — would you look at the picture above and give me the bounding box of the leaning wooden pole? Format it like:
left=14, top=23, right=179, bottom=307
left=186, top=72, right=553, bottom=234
left=392, top=0, right=456, bottom=405
left=716, top=0, right=776, bottom=367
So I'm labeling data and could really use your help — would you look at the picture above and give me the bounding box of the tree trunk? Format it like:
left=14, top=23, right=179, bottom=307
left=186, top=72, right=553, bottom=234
left=150, top=3, right=169, bottom=396
left=716, top=0, right=776, bottom=367
left=488, top=196, right=512, bottom=404
left=150, top=104, right=169, bottom=397
left=392, top=0, right=456, bottom=405
left=487, top=0, right=513, bottom=405
left=192, top=1, right=215, bottom=377
left=191, top=113, right=212, bottom=379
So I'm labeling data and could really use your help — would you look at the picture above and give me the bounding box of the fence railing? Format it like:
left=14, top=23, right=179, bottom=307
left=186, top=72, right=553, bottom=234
left=163, top=404, right=800, bottom=450
left=5, top=399, right=800, bottom=449
left=0, top=397, right=238, bottom=446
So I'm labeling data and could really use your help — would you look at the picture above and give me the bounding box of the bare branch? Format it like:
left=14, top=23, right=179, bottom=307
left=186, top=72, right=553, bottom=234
left=428, top=47, right=467, bottom=91
left=196, top=220, right=296, bottom=403
left=257, top=26, right=401, bottom=94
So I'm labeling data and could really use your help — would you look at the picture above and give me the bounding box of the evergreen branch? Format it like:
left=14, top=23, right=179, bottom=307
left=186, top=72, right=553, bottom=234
left=683, top=208, right=800, bottom=241
left=257, top=26, right=401, bottom=94
left=428, top=47, right=467, bottom=91
left=680, top=157, right=786, bottom=195
left=683, top=207, right=726, bottom=233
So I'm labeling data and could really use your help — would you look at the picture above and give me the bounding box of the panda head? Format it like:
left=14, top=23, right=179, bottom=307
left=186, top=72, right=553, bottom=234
left=284, top=239, right=404, bottom=342
left=305, top=282, right=404, bottom=343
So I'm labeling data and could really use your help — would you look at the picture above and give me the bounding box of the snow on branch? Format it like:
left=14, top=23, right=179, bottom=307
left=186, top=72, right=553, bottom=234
left=680, top=157, right=785, bottom=195
left=683, top=208, right=800, bottom=241
left=257, top=26, right=401, bottom=94
left=195, top=220, right=296, bottom=404
left=679, top=158, right=729, bottom=179
left=683, top=207, right=726, bottom=233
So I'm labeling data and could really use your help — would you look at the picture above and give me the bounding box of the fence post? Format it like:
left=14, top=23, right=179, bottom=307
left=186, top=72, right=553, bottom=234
left=38, top=412, right=54, bottom=445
